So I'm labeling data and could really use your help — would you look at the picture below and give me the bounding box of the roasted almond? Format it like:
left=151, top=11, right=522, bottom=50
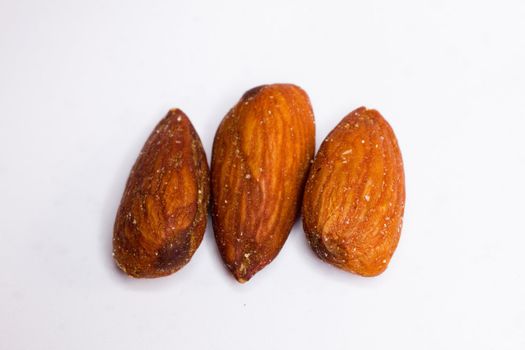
left=113, top=109, right=210, bottom=278
left=302, top=107, right=405, bottom=276
left=211, top=84, right=315, bottom=282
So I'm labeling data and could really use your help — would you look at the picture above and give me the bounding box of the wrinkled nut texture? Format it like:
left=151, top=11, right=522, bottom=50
left=212, top=84, right=315, bottom=282
left=302, top=107, right=405, bottom=276
left=113, top=109, right=210, bottom=278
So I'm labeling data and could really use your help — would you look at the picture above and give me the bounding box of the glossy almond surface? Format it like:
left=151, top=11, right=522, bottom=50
left=113, top=109, right=209, bottom=278
left=302, top=107, right=405, bottom=276
left=211, top=84, right=315, bottom=282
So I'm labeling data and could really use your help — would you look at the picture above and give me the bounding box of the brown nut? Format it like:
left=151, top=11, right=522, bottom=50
left=302, top=107, right=405, bottom=276
left=211, top=84, right=315, bottom=282
left=113, top=109, right=210, bottom=278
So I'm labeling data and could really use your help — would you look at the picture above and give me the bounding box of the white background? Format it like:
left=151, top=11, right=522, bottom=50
left=1, top=0, right=524, bottom=349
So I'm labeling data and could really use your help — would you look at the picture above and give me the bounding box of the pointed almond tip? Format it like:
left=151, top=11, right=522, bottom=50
left=233, top=270, right=253, bottom=284
left=164, top=108, right=190, bottom=125
left=168, top=108, right=188, bottom=119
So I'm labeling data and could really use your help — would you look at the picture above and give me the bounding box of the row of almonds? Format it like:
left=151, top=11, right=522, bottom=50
left=112, top=84, right=405, bottom=283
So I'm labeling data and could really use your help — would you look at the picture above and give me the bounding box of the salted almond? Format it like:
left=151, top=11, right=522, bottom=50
left=302, top=107, right=405, bottom=276
left=211, top=84, right=315, bottom=282
left=113, top=109, right=209, bottom=278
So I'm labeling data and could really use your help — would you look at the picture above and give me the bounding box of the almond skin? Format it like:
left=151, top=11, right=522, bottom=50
left=302, top=107, right=405, bottom=277
left=211, top=84, right=315, bottom=282
left=113, top=109, right=210, bottom=278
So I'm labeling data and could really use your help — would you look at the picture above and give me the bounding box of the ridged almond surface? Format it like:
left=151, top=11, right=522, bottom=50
left=211, top=84, right=315, bottom=282
left=113, top=109, right=210, bottom=278
left=302, top=107, right=405, bottom=276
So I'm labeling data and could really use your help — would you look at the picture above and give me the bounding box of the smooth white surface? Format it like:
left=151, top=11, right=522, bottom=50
left=1, top=0, right=524, bottom=349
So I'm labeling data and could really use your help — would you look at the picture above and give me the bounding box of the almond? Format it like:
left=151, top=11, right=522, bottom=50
left=211, top=84, right=315, bottom=282
left=302, top=107, right=405, bottom=276
left=113, top=109, right=210, bottom=278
